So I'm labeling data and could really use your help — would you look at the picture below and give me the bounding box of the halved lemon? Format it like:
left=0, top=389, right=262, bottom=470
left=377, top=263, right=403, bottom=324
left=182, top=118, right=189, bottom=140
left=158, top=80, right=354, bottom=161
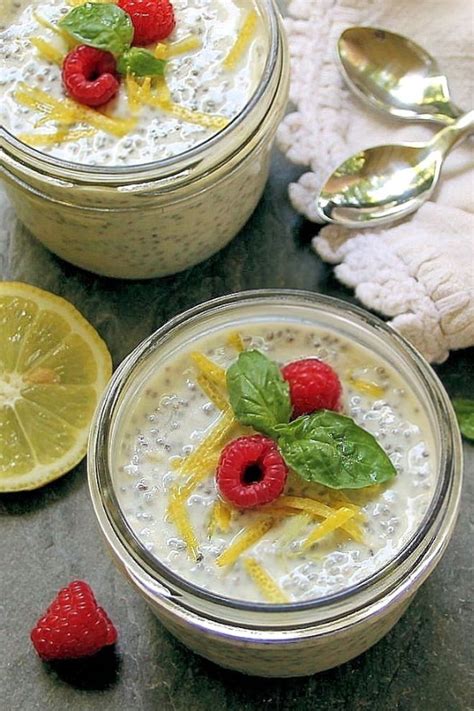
left=0, top=282, right=112, bottom=492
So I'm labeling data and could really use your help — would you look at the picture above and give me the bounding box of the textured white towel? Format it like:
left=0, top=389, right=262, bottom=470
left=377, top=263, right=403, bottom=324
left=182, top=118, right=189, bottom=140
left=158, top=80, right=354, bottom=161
left=277, top=0, right=474, bottom=362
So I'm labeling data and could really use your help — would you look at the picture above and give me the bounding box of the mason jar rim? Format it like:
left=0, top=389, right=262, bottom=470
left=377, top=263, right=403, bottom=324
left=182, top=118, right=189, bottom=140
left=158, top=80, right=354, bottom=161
left=0, top=0, right=280, bottom=185
left=88, top=290, right=462, bottom=627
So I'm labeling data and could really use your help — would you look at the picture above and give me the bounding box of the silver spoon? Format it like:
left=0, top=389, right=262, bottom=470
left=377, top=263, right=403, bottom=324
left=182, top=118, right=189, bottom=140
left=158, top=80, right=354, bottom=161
left=316, top=110, right=474, bottom=227
left=338, top=27, right=463, bottom=125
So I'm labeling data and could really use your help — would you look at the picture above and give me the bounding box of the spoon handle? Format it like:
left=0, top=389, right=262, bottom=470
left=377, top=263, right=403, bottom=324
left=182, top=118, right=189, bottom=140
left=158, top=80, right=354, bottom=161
left=431, top=110, right=474, bottom=154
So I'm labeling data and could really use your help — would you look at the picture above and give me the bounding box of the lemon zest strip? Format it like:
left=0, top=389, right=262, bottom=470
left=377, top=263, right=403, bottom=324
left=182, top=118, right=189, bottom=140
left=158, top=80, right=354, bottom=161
left=264, top=496, right=364, bottom=544
left=155, top=96, right=229, bottom=130
left=31, top=10, right=73, bottom=45
left=243, top=558, right=288, bottom=603
left=302, top=507, right=355, bottom=550
left=349, top=377, right=385, bottom=398
left=155, top=36, right=201, bottom=60
left=19, top=127, right=97, bottom=147
left=147, top=77, right=229, bottom=131
left=155, top=75, right=172, bottom=104
left=125, top=74, right=142, bottom=115
left=191, top=352, right=227, bottom=388
left=30, top=37, right=64, bottom=66
left=171, top=460, right=216, bottom=503
left=223, top=10, right=258, bottom=70
left=208, top=499, right=233, bottom=537
left=168, top=35, right=201, bottom=56
left=122, top=75, right=228, bottom=130
left=273, top=513, right=312, bottom=549
left=154, top=44, right=168, bottom=61
left=15, top=83, right=137, bottom=137
left=141, top=76, right=152, bottom=104
left=197, top=374, right=228, bottom=412
left=227, top=331, right=245, bottom=352
left=167, top=488, right=200, bottom=560
left=177, top=408, right=237, bottom=477
left=216, top=516, right=273, bottom=567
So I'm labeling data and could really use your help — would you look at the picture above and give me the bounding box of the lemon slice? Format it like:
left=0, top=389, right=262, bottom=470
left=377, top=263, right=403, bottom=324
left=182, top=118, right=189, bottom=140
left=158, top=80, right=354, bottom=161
left=0, top=282, right=112, bottom=492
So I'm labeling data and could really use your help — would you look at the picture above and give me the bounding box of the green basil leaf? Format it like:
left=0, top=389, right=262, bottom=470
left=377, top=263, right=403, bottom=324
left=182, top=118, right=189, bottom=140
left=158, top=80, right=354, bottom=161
left=117, top=48, right=167, bottom=76
left=227, top=350, right=292, bottom=437
left=276, top=410, right=397, bottom=489
left=452, top=398, right=474, bottom=440
left=59, top=3, right=133, bottom=57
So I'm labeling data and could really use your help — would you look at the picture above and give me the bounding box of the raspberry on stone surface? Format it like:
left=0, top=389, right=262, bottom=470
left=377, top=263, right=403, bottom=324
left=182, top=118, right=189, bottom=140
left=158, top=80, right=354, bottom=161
left=30, top=580, right=117, bottom=661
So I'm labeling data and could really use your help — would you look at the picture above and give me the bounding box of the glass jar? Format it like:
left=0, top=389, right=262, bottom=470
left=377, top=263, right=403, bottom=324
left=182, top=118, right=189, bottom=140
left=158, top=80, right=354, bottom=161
left=0, top=1, right=288, bottom=279
left=88, top=291, right=462, bottom=677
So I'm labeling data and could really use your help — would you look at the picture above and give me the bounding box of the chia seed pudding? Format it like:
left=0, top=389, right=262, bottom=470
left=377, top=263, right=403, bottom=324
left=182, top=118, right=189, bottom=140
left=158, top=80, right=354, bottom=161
left=0, top=0, right=289, bottom=278
left=113, top=323, right=436, bottom=604
left=0, top=0, right=268, bottom=166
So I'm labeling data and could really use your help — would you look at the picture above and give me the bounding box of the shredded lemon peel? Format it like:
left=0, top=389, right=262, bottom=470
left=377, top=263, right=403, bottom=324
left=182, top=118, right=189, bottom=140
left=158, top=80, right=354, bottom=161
left=32, top=10, right=73, bottom=45
left=349, top=377, right=385, bottom=398
left=155, top=36, right=201, bottom=60
left=147, top=76, right=229, bottom=130
left=208, top=499, right=233, bottom=537
left=223, top=10, right=258, bottom=70
left=167, top=488, right=200, bottom=560
left=243, top=558, right=288, bottom=603
left=264, top=496, right=364, bottom=544
left=15, top=83, right=137, bottom=137
left=197, top=374, right=228, bottom=412
left=302, top=507, right=355, bottom=550
left=125, top=74, right=143, bottom=115
left=273, top=513, right=312, bottom=549
left=216, top=517, right=273, bottom=567
left=30, top=37, right=65, bottom=66
left=176, top=408, right=237, bottom=478
left=227, top=331, right=245, bottom=352
left=19, top=127, right=97, bottom=147
left=191, top=352, right=227, bottom=388
left=122, top=75, right=228, bottom=130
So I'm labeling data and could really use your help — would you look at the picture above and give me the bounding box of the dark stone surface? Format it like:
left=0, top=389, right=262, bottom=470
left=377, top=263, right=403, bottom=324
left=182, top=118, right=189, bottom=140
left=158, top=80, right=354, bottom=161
left=1, top=150, right=472, bottom=710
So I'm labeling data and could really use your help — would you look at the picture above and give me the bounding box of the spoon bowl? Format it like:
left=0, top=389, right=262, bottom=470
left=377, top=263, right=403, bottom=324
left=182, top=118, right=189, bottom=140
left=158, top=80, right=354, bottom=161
left=338, top=27, right=462, bottom=125
left=316, top=111, right=474, bottom=227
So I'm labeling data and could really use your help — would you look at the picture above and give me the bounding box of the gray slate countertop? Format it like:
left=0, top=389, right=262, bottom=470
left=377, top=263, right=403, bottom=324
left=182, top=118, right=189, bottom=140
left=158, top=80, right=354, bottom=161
left=1, top=151, right=473, bottom=711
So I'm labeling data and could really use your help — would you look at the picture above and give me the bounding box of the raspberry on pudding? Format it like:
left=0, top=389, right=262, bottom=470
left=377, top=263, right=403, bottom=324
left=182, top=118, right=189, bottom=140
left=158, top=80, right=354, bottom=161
left=118, top=0, right=176, bottom=45
left=217, top=435, right=288, bottom=509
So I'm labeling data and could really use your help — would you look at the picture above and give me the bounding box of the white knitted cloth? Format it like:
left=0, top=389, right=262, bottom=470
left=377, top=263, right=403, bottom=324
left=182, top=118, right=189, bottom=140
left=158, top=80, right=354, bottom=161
left=277, top=0, right=474, bottom=363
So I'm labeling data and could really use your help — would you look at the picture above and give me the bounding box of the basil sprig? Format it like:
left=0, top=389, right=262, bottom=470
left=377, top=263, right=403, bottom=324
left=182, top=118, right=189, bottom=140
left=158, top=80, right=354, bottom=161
left=452, top=398, right=474, bottom=440
left=59, top=3, right=167, bottom=77
left=117, top=48, right=167, bottom=77
left=59, top=4, right=134, bottom=57
left=227, top=350, right=291, bottom=437
left=275, top=411, right=396, bottom=489
left=227, top=350, right=397, bottom=489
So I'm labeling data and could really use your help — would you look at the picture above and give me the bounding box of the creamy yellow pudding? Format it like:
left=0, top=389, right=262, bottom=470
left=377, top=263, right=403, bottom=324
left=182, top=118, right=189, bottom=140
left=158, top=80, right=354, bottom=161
left=113, top=323, right=435, bottom=603
left=1, top=0, right=268, bottom=165
left=1, top=0, right=288, bottom=278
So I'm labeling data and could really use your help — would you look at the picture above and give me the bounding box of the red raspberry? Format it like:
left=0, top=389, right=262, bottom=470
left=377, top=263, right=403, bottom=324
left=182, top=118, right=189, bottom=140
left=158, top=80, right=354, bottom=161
left=281, top=358, right=342, bottom=417
left=118, top=0, right=176, bottom=46
left=62, top=45, right=119, bottom=107
left=30, top=581, right=117, bottom=661
left=216, top=435, right=288, bottom=509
